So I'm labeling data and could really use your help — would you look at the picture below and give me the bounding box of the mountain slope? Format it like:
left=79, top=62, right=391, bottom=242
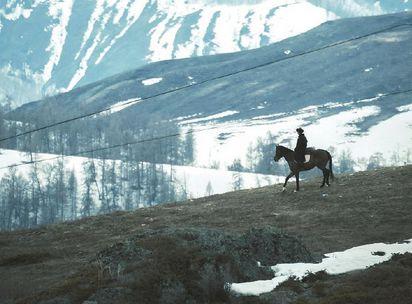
left=10, top=12, right=412, bottom=168
left=1, top=165, right=411, bottom=303
left=1, top=0, right=335, bottom=107
left=1, top=0, right=411, bottom=107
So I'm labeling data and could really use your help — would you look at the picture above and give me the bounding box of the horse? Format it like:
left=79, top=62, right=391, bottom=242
left=274, top=145, right=334, bottom=192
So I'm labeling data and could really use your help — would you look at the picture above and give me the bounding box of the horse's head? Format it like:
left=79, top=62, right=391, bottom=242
left=274, top=144, right=283, bottom=162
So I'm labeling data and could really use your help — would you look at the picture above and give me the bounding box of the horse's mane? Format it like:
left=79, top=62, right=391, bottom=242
left=278, top=145, right=293, bottom=153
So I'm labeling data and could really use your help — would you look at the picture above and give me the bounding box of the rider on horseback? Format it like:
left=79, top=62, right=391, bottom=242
left=274, top=130, right=333, bottom=191
left=294, top=127, right=307, bottom=164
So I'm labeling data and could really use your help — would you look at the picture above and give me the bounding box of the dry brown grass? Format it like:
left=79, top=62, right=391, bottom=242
left=0, top=252, right=52, bottom=266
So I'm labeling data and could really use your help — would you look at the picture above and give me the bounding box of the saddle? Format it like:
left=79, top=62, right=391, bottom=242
left=304, top=147, right=315, bottom=163
left=297, top=147, right=315, bottom=164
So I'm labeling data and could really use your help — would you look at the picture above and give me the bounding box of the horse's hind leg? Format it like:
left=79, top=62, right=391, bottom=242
left=320, top=169, right=326, bottom=188
left=318, top=167, right=330, bottom=188
left=325, top=169, right=331, bottom=186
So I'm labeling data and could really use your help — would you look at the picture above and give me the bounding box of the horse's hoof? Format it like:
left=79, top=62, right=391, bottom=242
left=293, top=189, right=299, bottom=193
left=281, top=187, right=286, bottom=192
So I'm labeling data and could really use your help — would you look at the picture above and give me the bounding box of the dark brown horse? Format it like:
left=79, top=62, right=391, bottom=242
left=274, top=145, right=334, bottom=191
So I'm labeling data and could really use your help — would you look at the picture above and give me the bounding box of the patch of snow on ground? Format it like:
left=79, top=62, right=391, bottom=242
left=321, top=93, right=384, bottom=110
left=251, top=113, right=286, bottom=120
left=142, top=77, right=163, bottom=85
left=229, top=238, right=412, bottom=296
left=397, top=103, right=412, bottom=112
left=187, top=75, right=196, bottom=85
left=182, top=110, right=239, bottom=124
left=174, top=113, right=203, bottom=122
left=106, top=97, right=142, bottom=114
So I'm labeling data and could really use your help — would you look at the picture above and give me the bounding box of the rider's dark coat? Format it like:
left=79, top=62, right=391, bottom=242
left=294, top=133, right=307, bottom=163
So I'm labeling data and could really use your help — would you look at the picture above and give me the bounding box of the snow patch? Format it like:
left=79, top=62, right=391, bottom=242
left=229, top=239, right=412, bottom=296
left=182, top=110, right=239, bottom=124
left=43, top=0, right=74, bottom=83
left=105, top=97, right=142, bottom=114
left=252, top=113, right=285, bottom=120
left=397, top=103, right=412, bottom=112
left=142, top=77, right=163, bottom=86
left=0, top=3, right=33, bottom=22
left=174, top=113, right=203, bottom=121
left=262, top=2, right=335, bottom=45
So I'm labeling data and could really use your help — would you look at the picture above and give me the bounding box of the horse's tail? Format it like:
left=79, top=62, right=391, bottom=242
left=327, top=151, right=334, bottom=181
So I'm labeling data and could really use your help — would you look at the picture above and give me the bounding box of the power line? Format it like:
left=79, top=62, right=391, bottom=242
left=0, top=22, right=411, bottom=144
left=1, top=87, right=411, bottom=171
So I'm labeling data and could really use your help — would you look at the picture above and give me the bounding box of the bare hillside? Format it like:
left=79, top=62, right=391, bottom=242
left=0, top=165, right=411, bottom=303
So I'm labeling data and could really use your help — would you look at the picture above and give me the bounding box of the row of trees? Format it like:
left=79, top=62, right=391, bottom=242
left=0, top=157, right=192, bottom=231
left=0, top=103, right=195, bottom=166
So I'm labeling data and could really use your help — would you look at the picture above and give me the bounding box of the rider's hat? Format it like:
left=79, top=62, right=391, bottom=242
left=296, top=127, right=304, bottom=134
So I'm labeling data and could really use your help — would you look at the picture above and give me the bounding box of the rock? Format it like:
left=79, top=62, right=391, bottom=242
left=93, top=227, right=314, bottom=303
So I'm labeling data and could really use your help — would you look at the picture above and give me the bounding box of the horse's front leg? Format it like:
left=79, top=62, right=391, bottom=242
left=282, top=172, right=294, bottom=192
left=295, top=172, right=300, bottom=192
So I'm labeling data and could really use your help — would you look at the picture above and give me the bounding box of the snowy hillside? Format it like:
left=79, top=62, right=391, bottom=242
left=1, top=0, right=411, bottom=107
left=181, top=101, right=412, bottom=168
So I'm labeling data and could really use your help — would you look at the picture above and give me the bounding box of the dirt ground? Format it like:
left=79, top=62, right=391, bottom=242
left=0, top=165, right=411, bottom=303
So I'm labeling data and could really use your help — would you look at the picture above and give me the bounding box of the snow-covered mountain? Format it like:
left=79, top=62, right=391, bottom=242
left=10, top=12, right=412, bottom=169
left=1, top=0, right=411, bottom=107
